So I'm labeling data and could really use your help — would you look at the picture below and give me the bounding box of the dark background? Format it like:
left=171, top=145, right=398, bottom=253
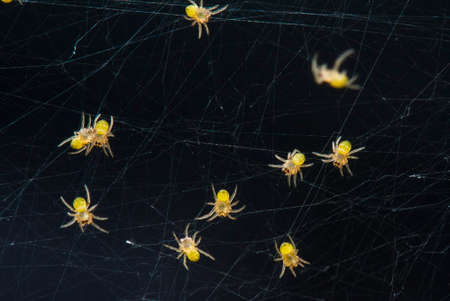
left=0, top=0, right=448, bottom=300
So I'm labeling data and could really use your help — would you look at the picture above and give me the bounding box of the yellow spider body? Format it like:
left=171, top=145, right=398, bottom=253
left=163, top=223, right=215, bottom=270
left=2, top=0, right=23, bottom=4
left=60, top=185, right=109, bottom=233
left=313, top=136, right=365, bottom=176
left=93, top=116, right=114, bottom=157
left=311, top=49, right=360, bottom=90
left=196, top=185, right=246, bottom=221
left=58, top=113, right=114, bottom=157
left=274, top=235, right=310, bottom=278
left=269, top=149, right=314, bottom=187
left=184, top=0, right=228, bottom=39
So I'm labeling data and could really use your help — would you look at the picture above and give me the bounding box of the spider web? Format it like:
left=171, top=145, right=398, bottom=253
left=0, top=0, right=448, bottom=300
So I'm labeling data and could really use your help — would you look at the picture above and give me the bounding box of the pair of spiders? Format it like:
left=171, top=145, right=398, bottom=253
left=58, top=112, right=114, bottom=157
left=269, top=136, right=365, bottom=186
left=163, top=184, right=246, bottom=270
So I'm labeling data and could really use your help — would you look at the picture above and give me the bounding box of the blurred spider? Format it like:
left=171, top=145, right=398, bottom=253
left=274, top=234, right=310, bottom=278
left=1, top=0, right=23, bottom=4
left=312, top=136, right=365, bottom=176
left=184, top=0, right=228, bottom=39
left=269, top=149, right=314, bottom=187
left=163, top=223, right=215, bottom=270
left=60, top=184, right=109, bottom=233
left=311, top=49, right=360, bottom=90
left=196, top=184, right=246, bottom=221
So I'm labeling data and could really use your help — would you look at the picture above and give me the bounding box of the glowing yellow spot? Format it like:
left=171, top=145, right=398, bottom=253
left=73, top=197, right=87, bottom=212
left=185, top=5, right=197, bottom=18
left=217, top=189, right=230, bottom=202
left=95, top=120, right=110, bottom=135
left=280, top=242, right=294, bottom=256
left=70, top=137, right=85, bottom=150
left=330, top=74, right=348, bottom=88
left=292, top=153, right=305, bottom=166
left=337, top=140, right=352, bottom=155
left=2, top=0, right=14, bottom=3
left=186, top=249, right=200, bottom=262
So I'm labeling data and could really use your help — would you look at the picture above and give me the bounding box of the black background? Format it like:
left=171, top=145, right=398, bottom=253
left=0, top=0, right=448, bottom=300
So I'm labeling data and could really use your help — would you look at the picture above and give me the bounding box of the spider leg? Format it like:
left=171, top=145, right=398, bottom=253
left=195, top=235, right=202, bottom=245
left=274, top=257, right=283, bottom=262
left=203, top=23, right=210, bottom=36
left=288, top=235, right=297, bottom=249
left=184, top=224, right=191, bottom=237
left=163, top=244, right=179, bottom=252
left=93, top=114, right=101, bottom=126
left=196, top=209, right=215, bottom=220
left=68, top=145, right=88, bottom=155
left=349, top=146, right=365, bottom=155
left=192, top=231, right=199, bottom=242
left=92, top=214, right=108, bottom=221
left=60, top=218, right=76, bottom=228
left=348, top=155, right=359, bottom=160
left=345, top=164, right=353, bottom=176
left=230, top=204, right=246, bottom=214
left=207, top=4, right=219, bottom=10
left=212, top=5, right=229, bottom=15
left=188, top=0, right=196, bottom=6
left=211, top=184, right=217, bottom=202
left=302, top=163, right=314, bottom=168
left=176, top=252, right=183, bottom=259
left=339, top=166, right=344, bottom=177
left=91, top=222, right=109, bottom=234
left=279, top=264, right=286, bottom=278
left=274, top=154, right=287, bottom=162
left=312, top=152, right=331, bottom=159
left=84, top=185, right=91, bottom=206
left=299, top=170, right=304, bottom=182
left=197, top=23, right=202, bottom=39
left=292, top=173, right=298, bottom=186
left=198, top=248, right=215, bottom=261
left=58, top=136, right=75, bottom=147
left=206, top=213, right=218, bottom=222
left=227, top=214, right=237, bottom=220
left=60, top=196, right=76, bottom=212
left=299, top=257, right=311, bottom=266
left=268, top=164, right=284, bottom=169
left=311, top=54, right=320, bottom=83
left=289, top=266, right=297, bottom=277
left=321, top=158, right=334, bottom=163
left=183, top=255, right=189, bottom=270
left=173, top=232, right=181, bottom=246
left=229, top=185, right=238, bottom=202
left=333, top=49, right=354, bottom=70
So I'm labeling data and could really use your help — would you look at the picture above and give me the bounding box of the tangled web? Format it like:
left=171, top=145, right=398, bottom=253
left=0, top=0, right=448, bottom=300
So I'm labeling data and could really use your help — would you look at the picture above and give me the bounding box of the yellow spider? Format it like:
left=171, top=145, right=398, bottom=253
left=312, top=136, right=365, bottom=176
left=184, top=0, right=228, bottom=39
left=58, top=113, right=114, bottom=157
left=196, top=184, right=246, bottom=221
left=311, top=49, right=360, bottom=90
left=163, top=223, right=215, bottom=270
left=92, top=115, right=114, bottom=157
left=60, top=184, right=109, bottom=234
left=269, top=149, right=314, bottom=187
left=1, top=0, right=23, bottom=5
left=274, top=234, right=310, bottom=278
